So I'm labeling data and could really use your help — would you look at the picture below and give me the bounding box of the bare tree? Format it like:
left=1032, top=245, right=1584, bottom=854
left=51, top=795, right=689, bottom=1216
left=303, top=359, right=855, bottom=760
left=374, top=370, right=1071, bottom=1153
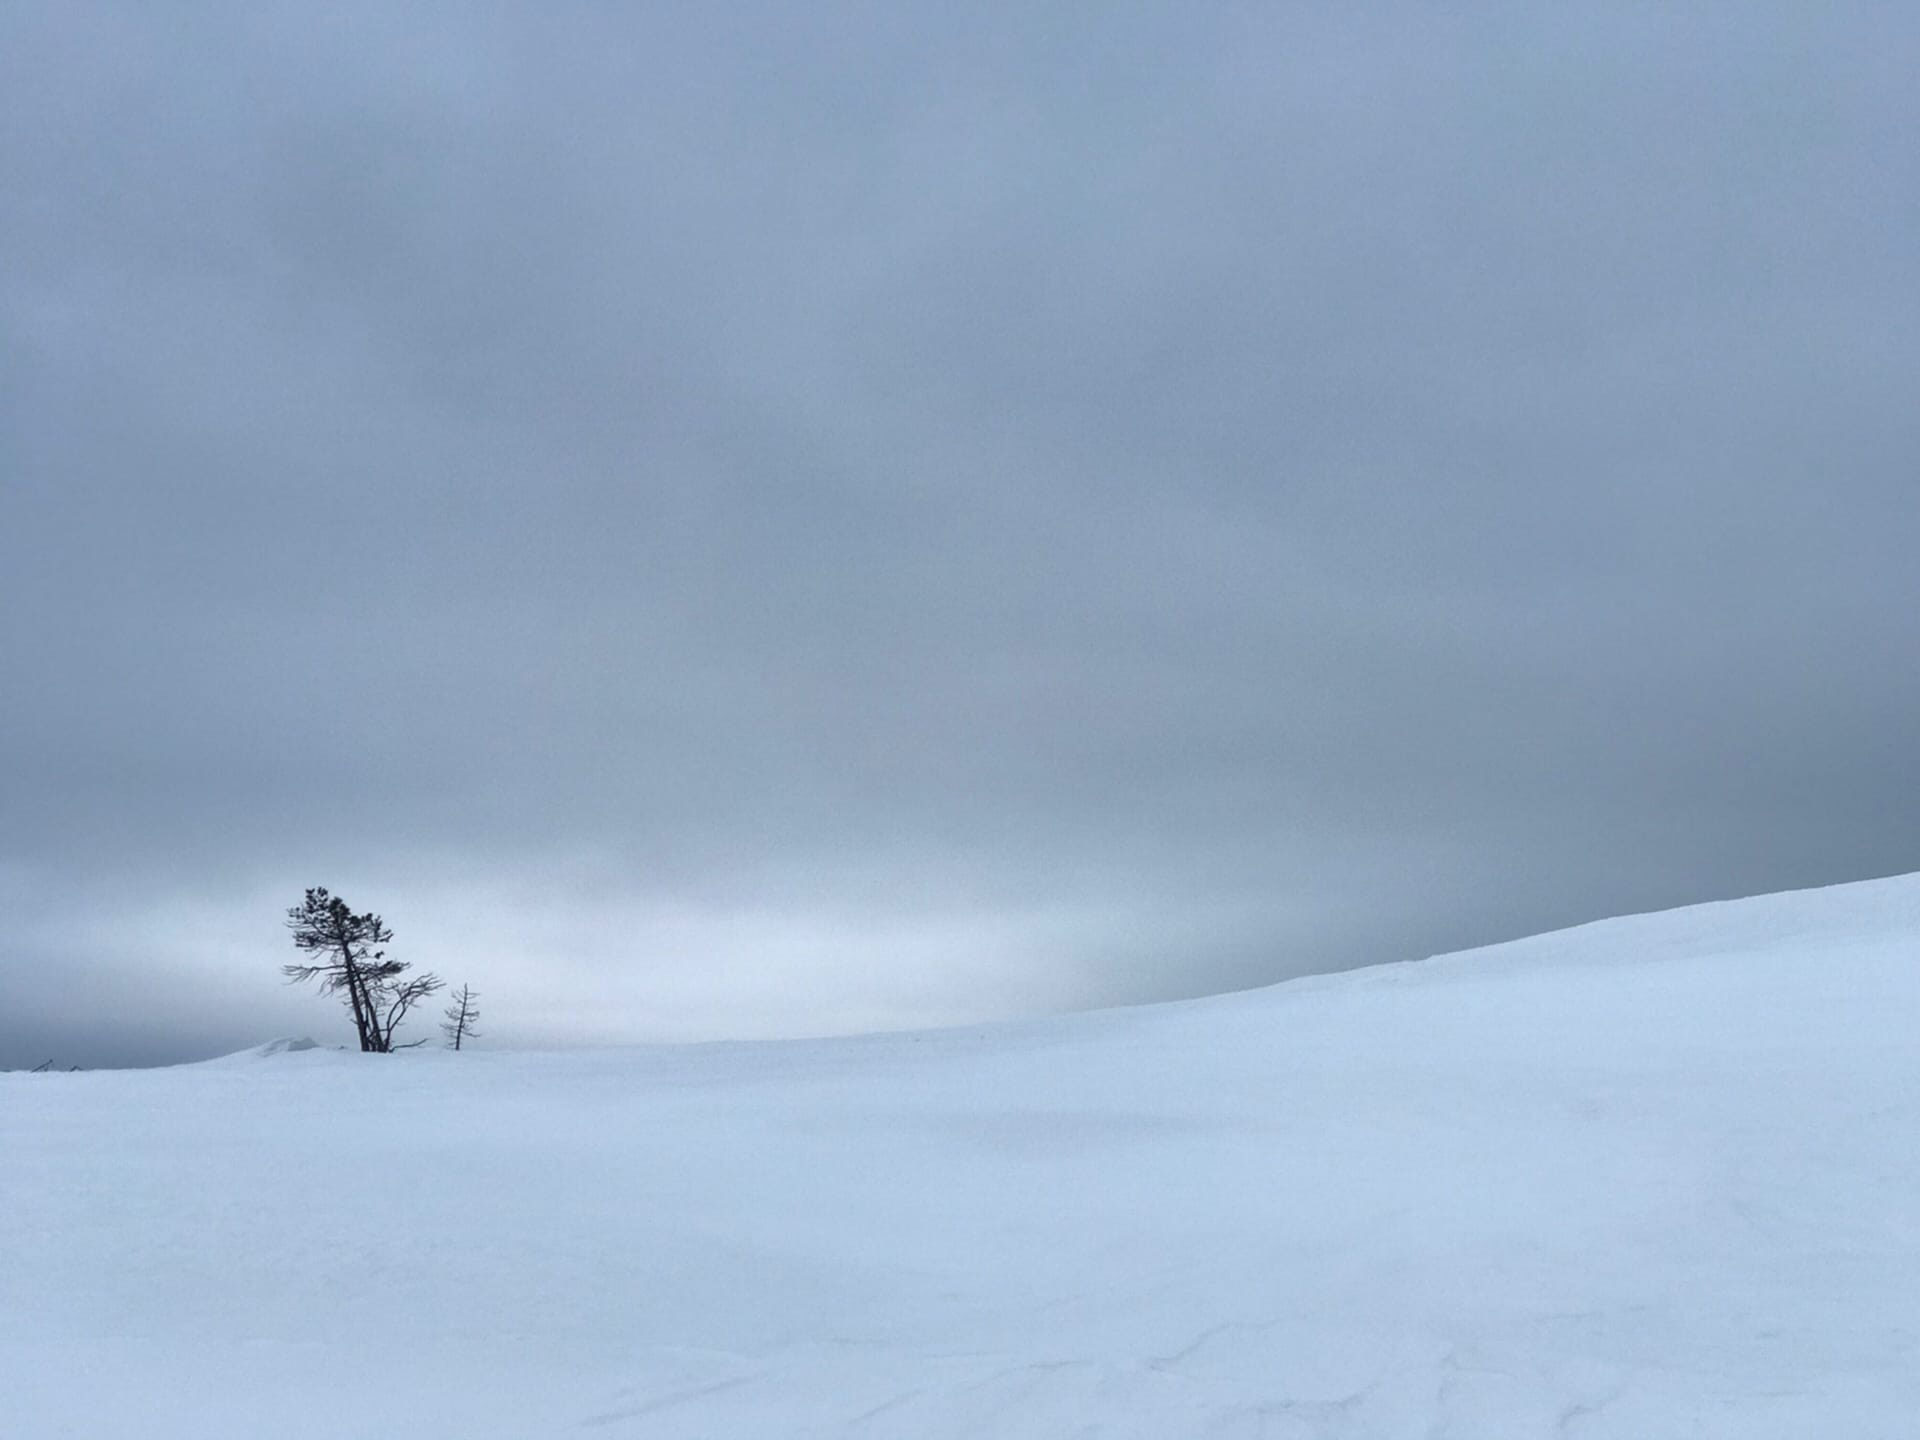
left=283, top=887, right=441, bottom=1052
left=441, top=984, right=481, bottom=1051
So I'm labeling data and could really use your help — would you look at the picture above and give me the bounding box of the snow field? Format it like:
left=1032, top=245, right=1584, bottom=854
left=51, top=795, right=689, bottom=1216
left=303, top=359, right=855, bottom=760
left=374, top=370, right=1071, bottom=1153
left=6, top=874, right=1919, bottom=1436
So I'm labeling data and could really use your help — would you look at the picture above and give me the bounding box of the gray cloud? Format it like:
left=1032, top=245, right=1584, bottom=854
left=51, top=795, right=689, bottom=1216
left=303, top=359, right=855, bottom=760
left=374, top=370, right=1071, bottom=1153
left=4, top=3, right=1917, bottom=1066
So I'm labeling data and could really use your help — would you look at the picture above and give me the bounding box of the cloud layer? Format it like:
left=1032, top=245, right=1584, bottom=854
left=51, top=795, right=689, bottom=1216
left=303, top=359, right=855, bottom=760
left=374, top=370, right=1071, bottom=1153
left=5, top=4, right=1917, bottom=1065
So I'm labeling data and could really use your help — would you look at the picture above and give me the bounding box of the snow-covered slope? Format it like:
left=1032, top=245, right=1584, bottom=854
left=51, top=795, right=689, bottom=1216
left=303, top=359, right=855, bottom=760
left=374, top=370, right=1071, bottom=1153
left=7, top=875, right=1920, bottom=1437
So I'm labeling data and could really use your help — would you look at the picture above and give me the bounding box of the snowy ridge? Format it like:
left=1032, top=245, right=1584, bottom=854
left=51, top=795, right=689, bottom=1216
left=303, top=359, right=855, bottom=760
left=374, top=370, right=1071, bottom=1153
left=216, top=1035, right=330, bottom=1061
left=6, top=873, right=1920, bottom=1437
left=1280, top=867, right=1920, bottom=995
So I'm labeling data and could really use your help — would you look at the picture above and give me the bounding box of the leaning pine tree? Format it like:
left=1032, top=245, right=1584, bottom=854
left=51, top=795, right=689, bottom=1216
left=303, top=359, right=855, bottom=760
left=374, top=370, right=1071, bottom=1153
left=283, top=887, right=441, bottom=1052
left=441, top=984, right=481, bottom=1051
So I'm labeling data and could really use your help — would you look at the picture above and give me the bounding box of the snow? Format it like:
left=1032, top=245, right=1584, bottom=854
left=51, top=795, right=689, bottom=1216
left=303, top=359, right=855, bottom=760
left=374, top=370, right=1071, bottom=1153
left=6, top=874, right=1920, bottom=1437
left=220, top=1034, right=328, bottom=1060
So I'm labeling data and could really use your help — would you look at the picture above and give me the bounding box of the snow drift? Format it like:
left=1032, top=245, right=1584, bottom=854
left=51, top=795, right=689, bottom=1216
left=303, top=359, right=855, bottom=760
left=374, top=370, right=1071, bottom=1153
left=6, top=874, right=1919, bottom=1437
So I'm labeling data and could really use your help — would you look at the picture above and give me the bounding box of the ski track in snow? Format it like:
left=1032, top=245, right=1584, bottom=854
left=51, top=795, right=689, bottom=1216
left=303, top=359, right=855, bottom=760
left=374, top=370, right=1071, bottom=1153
left=6, top=873, right=1920, bottom=1436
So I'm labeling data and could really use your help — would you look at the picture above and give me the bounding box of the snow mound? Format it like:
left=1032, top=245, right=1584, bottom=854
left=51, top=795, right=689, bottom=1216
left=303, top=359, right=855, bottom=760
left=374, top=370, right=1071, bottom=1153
left=245, top=1036, right=324, bottom=1057
left=5, top=872, right=1920, bottom=1437
left=192, top=1035, right=335, bottom=1065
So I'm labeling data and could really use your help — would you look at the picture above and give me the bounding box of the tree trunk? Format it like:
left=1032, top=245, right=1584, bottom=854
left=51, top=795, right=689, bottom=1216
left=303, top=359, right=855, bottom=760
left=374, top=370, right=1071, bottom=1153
left=334, top=925, right=376, bottom=1051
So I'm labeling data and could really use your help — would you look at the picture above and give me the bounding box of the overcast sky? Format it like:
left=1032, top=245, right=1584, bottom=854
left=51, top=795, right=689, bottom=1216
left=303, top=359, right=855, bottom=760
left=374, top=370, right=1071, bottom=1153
left=4, top=4, right=1917, bottom=1068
